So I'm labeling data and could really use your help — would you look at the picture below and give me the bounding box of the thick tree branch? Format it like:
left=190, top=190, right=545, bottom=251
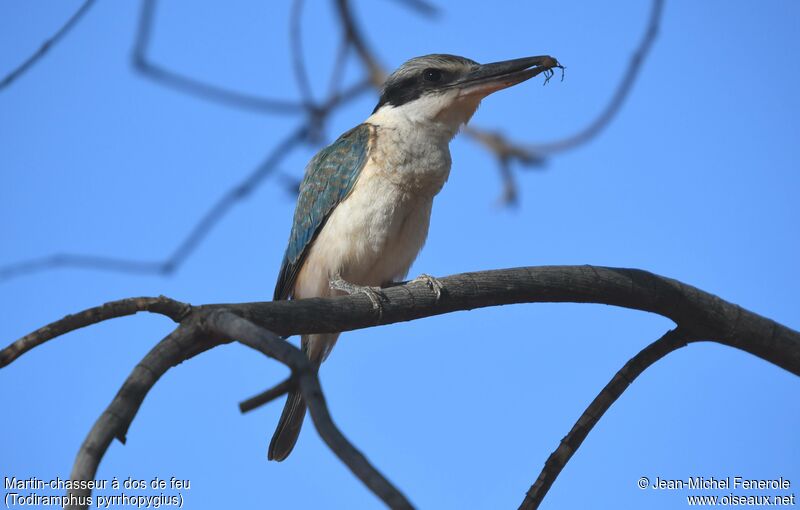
left=0, top=296, right=189, bottom=368
left=63, top=311, right=411, bottom=510
left=66, top=322, right=222, bottom=510
left=8, top=266, right=800, bottom=375
left=6, top=265, right=797, bottom=509
left=518, top=327, right=693, bottom=510
left=217, top=267, right=800, bottom=375
left=207, top=311, right=413, bottom=510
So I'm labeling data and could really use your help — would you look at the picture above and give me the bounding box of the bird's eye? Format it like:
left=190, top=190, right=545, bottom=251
left=422, top=68, right=442, bottom=82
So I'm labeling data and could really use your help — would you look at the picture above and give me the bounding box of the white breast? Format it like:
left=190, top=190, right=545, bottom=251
left=293, top=119, right=453, bottom=300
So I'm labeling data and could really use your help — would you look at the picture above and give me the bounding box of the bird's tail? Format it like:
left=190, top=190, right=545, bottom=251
left=268, top=333, right=339, bottom=461
left=268, top=388, right=306, bottom=461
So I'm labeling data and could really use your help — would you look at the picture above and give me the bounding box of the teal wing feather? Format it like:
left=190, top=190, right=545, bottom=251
left=274, top=124, right=372, bottom=301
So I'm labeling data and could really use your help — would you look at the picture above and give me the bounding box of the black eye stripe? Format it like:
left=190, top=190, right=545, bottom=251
left=373, top=76, right=424, bottom=113
left=373, top=67, right=454, bottom=112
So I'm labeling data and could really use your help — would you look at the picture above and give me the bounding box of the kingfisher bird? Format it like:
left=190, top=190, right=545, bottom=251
left=270, top=53, right=560, bottom=461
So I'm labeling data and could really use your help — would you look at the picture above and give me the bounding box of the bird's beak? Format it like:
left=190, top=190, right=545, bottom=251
left=451, top=55, right=561, bottom=97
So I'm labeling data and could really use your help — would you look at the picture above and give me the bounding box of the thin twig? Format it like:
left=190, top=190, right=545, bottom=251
left=1, top=296, right=190, bottom=368
left=462, top=126, right=545, bottom=168
left=385, top=0, right=440, bottom=18
left=239, top=376, right=293, bottom=413
left=528, top=0, right=663, bottom=154
left=463, top=0, right=663, bottom=203
left=321, top=77, right=373, bottom=114
left=1, top=4, right=377, bottom=284
left=334, top=0, right=387, bottom=86
left=160, top=126, right=308, bottom=269
left=0, top=254, right=165, bottom=281
left=0, top=0, right=96, bottom=91
left=327, top=36, right=352, bottom=98
left=461, top=126, right=547, bottom=206
left=518, top=327, right=692, bottom=510
left=290, top=0, right=315, bottom=106
left=496, top=157, right=519, bottom=207
left=0, top=126, right=307, bottom=282
left=131, top=0, right=303, bottom=114
left=3, top=1, right=659, bottom=281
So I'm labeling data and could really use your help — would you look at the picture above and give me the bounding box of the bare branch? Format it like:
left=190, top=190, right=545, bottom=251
left=528, top=0, right=663, bottom=154
left=3, top=1, right=656, bottom=282
left=322, top=76, right=374, bottom=113
left=0, top=125, right=307, bottom=282
left=462, top=126, right=547, bottom=206
left=327, top=36, right=352, bottom=97
left=0, top=254, right=165, bottom=281
left=208, top=311, right=414, bottom=509
left=0, top=0, right=96, bottom=91
left=239, top=376, right=293, bottom=413
left=385, top=0, right=440, bottom=18
left=518, top=327, right=692, bottom=510
left=290, top=0, right=315, bottom=106
left=1, top=3, right=379, bottom=284
left=5, top=266, right=796, bottom=508
left=67, top=322, right=222, bottom=509
left=11, top=266, right=795, bottom=374
left=336, top=0, right=579, bottom=205
left=462, top=126, right=546, bottom=168
left=64, top=311, right=412, bottom=510
left=334, top=0, right=387, bottom=86
left=219, top=266, right=800, bottom=376
left=132, top=0, right=304, bottom=114
left=159, top=126, right=307, bottom=268
left=464, top=0, right=663, bottom=202
left=1, top=296, right=189, bottom=368
left=495, top=157, right=519, bottom=206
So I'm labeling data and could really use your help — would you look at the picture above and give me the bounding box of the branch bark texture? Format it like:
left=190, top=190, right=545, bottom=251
left=220, top=266, right=800, bottom=376
left=5, top=265, right=798, bottom=510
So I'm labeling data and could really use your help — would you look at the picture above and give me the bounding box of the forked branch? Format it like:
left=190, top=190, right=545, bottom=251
left=0, top=295, right=189, bottom=368
left=4, top=266, right=799, bottom=509
left=1, top=0, right=664, bottom=281
left=519, top=327, right=693, bottom=509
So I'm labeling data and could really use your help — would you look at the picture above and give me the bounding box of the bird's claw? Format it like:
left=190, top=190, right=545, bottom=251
left=413, top=273, right=444, bottom=301
left=329, top=276, right=386, bottom=314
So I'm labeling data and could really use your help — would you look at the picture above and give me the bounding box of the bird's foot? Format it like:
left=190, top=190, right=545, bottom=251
left=412, top=273, right=445, bottom=301
left=329, top=275, right=386, bottom=313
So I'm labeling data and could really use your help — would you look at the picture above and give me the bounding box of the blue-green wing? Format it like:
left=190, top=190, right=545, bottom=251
left=274, top=124, right=373, bottom=300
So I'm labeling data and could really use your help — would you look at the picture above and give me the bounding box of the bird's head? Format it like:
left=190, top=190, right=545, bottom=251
left=369, top=54, right=559, bottom=135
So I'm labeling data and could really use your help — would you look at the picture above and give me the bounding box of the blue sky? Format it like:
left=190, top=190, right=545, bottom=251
left=1, top=1, right=798, bottom=509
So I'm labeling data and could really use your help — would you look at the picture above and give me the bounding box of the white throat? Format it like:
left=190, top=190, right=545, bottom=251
left=366, top=91, right=483, bottom=142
